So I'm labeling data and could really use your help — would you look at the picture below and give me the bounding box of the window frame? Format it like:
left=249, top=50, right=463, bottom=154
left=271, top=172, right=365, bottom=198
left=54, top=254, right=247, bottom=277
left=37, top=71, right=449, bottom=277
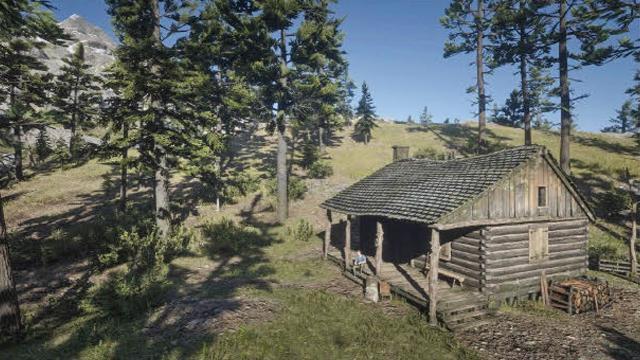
left=439, top=242, right=452, bottom=261
left=537, top=185, right=548, bottom=208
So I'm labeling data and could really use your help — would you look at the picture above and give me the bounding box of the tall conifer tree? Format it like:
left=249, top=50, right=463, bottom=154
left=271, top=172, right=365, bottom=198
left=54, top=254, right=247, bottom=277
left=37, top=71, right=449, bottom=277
left=354, top=82, right=377, bottom=144
left=0, top=0, right=64, bottom=340
left=105, top=0, right=211, bottom=238
left=489, top=0, right=552, bottom=145
left=51, top=43, right=101, bottom=155
left=441, top=0, right=491, bottom=151
left=0, top=2, right=64, bottom=180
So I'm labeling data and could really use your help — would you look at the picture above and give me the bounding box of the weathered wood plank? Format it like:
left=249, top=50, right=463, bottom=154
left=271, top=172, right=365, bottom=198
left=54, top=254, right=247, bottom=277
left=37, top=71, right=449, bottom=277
left=429, top=228, right=440, bottom=325
left=485, top=257, right=587, bottom=280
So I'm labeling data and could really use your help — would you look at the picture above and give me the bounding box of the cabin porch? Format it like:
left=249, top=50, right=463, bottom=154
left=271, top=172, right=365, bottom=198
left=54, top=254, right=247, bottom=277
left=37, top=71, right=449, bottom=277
left=323, top=215, right=491, bottom=330
left=325, top=243, right=490, bottom=330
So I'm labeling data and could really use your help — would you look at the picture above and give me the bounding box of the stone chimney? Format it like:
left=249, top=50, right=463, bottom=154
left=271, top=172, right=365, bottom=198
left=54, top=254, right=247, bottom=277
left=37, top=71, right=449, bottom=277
left=392, top=145, right=410, bottom=161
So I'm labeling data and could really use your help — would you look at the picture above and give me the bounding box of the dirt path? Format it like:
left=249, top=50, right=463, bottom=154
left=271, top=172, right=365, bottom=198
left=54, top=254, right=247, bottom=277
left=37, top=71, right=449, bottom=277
left=457, top=284, right=640, bottom=360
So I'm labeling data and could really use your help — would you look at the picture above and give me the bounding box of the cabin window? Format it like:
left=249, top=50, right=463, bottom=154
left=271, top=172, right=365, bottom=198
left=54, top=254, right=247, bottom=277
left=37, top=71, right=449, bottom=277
left=529, top=226, right=549, bottom=263
left=439, top=242, right=451, bottom=261
left=537, top=186, right=547, bottom=207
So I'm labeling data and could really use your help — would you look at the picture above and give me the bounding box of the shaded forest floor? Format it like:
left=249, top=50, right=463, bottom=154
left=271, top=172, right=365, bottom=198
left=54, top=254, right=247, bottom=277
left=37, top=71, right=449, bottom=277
left=1, top=121, right=639, bottom=359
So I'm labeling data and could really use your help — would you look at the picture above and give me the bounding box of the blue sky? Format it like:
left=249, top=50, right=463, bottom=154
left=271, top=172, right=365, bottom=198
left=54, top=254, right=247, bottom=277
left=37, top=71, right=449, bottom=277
left=52, top=0, right=637, bottom=132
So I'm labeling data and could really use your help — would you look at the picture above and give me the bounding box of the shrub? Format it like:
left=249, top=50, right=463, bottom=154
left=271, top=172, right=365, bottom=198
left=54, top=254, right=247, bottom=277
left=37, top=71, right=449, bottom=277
left=200, top=217, right=269, bottom=256
left=286, top=219, right=315, bottom=242
left=81, top=264, right=171, bottom=318
left=264, top=176, right=308, bottom=202
left=98, top=225, right=193, bottom=270
left=301, top=142, right=320, bottom=169
left=222, top=172, right=261, bottom=203
left=413, top=147, right=446, bottom=160
left=596, top=188, right=632, bottom=219
left=308, top=161, right=333, bottom=179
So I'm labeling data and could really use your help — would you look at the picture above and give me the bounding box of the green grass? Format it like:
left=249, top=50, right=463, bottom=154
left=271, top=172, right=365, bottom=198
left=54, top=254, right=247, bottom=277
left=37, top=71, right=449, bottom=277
left=197, top=289, right=477, bottom=360
left=328, top=121, right=639, bottom=183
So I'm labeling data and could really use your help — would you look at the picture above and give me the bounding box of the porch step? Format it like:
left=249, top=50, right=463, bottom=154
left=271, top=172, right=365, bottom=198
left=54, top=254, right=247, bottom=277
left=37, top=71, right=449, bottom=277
left=448, top=318, right=492, bottom=332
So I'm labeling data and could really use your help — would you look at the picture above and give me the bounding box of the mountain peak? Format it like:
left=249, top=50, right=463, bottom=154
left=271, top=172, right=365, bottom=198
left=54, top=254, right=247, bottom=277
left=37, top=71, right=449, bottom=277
left=38, top=14, right=116, bottom=74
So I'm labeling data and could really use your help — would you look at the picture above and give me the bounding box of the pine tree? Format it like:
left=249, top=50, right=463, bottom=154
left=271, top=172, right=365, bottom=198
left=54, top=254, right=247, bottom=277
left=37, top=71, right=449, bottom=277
left=51, top=43, right=101, bottom=157
left=354, top=82, right=377, bottom=144
left=441, top=0, right=491, bottom=151
left=253, top=0, right=347, bottom=222
left=489, top=0, right=552, bottom=145
left=0, top=2, right=64, bottom=180
left=493, top=90, right=524, bottom=128
left=420, top=106, right=433, bottom=126
left=181, top=0, right=263, bottom=210
left=603, top=100, right=634, bottom=133
left=105, top=0, right=208, bottom=239
left=0, top=0, right=64, bottom=340
left=101, top=60, right=139, bottom=213
left=517, top=1, right=616, bottom=173
left=291, top=0, right=348, bottom=154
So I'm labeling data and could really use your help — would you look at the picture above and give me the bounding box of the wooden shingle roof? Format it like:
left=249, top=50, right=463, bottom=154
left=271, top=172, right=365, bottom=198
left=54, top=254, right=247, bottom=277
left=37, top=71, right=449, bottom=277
left=321, top=145, right=557, bottom=224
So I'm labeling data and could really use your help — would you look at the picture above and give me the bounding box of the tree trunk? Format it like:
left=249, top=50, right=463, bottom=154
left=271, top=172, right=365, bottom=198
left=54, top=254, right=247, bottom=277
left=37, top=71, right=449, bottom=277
left=276, top=28, right=289, bottom=223
left=69, top=122, right=77, bottom=156
left=559, top=0, right=571, bottom=174
left=318, top=125, right=325, bottom=154
left=276, top=128, right=288, bottom=222
left=151, top=0, right=171, bottom=239
left=519, top=0, right=531, bottom=145
left=13, top=126, right=23, bottom=181
left=119, top=122, right=128, bottom=213
left=476, top=0, right=486, bottom=152
left=631, top=201, right=638, bottom=275
left=0, top=192, right=22, bottom=340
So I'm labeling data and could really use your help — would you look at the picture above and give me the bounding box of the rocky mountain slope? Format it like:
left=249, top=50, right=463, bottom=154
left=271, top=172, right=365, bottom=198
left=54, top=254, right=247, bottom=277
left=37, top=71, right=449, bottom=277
left=37, top=14, right=116, bottom=74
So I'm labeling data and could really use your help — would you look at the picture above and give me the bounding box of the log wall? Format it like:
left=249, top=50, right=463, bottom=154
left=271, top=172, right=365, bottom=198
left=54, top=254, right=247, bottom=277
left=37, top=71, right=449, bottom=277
left=440, top=229, right=484, bottom=290
left=483, top=219, right=589, bottom=296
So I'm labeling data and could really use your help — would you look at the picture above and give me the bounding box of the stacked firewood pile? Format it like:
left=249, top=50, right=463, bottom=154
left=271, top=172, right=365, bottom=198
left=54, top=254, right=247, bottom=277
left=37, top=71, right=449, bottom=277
left=548, top=277, right=612, bottom=314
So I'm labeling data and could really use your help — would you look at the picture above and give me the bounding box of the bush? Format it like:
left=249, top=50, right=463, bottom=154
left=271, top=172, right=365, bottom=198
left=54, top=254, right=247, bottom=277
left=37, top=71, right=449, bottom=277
left=308, top=161, right=333, bottom=179
left=200, top=217, right=269, bottom=256
left=596, top=188, right=632, bottom=219
left=286, top=219, right=315, bottom=242
left=98, top=225, right=194, bottom=270
left=81, top=265, right=171, bottom=318
left=413, top=147, right=446, bottom=160
left=301, top=142, right=320, bottom=169
left=264, top=176, right=308, bottom=202
left=222, top=172, right=261, bottom=203
left=39, top=228, right=83, bottom=267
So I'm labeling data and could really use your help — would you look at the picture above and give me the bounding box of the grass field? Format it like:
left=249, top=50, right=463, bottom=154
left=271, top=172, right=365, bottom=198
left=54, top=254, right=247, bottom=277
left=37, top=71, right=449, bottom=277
left=1, top=120, right=638, bottom=359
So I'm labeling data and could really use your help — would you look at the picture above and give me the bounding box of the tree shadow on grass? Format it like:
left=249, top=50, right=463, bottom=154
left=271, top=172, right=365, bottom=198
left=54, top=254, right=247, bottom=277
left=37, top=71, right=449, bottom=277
left=573, top=134, right=639, bottom=157
left=406, top=124, right=512, bottom=156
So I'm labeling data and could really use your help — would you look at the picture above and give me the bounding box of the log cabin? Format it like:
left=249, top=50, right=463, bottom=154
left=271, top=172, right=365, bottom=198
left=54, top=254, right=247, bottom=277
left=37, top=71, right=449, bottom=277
left=320, top=145, right=595, bottom=329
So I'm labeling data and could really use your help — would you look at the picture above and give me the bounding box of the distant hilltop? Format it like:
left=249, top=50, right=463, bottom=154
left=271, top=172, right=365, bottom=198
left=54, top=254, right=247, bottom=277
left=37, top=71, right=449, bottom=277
left=35, top=14, right=116, bottom=74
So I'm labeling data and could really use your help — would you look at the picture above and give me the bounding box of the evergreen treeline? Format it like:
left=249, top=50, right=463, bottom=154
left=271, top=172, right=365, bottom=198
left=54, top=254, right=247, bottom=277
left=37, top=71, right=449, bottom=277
left=441, top=0, right=639, bottom=172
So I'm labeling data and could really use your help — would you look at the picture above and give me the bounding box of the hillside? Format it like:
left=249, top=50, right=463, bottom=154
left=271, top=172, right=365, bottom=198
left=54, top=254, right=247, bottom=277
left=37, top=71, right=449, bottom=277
left=2, top=121, right=639, bottom=358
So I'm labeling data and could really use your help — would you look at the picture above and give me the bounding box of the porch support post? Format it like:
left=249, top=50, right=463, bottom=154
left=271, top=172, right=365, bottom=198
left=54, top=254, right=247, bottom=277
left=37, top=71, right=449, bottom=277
left=375, top=220, right=384, bottom=276
left=323, top=210, right=332, bottom=260
left=429, top=227, right=440, bottom=326
left=344, top=215, right=352, bottom=268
